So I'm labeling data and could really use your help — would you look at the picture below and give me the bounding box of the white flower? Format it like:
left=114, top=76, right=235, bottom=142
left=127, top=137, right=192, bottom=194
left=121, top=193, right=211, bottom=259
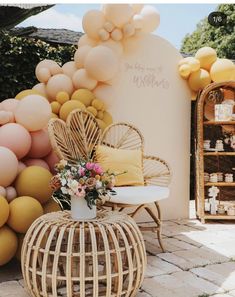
left=61, top=178, right=67, bottom=186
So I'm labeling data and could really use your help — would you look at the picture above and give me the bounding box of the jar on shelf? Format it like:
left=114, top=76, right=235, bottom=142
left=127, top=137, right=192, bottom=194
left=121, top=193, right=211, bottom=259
left=225, top=173, right=233, bottom=183
left=217, top=204, right=225, bottom=215
left=217, top=172, right=223, bottom=182
left=210, top=173, right=218, bottom=183
left=203, top=140, right=211, bottom=150
left=227, top=205, right=235, bottom=216
left=204, top=172, right=210, bottom=182
left=215, top=140, right=224, bottom=151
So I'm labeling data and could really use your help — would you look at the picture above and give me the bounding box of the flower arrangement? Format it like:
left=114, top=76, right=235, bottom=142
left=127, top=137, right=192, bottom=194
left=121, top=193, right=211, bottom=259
left=50, top=159, right=116, bottom=209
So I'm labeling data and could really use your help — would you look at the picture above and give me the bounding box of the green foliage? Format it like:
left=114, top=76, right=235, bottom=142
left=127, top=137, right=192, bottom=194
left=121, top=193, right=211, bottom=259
left=0, top=32, right=76, bottom=101
left=181, top=4, right=235, bottom=59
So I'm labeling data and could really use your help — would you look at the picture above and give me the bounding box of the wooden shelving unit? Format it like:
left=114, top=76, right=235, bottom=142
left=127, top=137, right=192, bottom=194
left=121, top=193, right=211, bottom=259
left=195, top=81, right=235, bottom=223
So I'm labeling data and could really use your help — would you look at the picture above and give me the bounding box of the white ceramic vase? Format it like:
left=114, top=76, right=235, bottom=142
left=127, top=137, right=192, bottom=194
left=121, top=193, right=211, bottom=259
left=71, top=195, right=96, bottom=220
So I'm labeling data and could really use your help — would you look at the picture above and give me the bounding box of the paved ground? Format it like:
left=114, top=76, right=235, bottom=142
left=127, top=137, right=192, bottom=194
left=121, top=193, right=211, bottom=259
left=1, top=203, right=235, bottom=297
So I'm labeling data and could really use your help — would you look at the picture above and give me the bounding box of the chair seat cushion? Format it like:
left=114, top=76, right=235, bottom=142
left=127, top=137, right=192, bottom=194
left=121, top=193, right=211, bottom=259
left=109, top=186, right=170, bottom=205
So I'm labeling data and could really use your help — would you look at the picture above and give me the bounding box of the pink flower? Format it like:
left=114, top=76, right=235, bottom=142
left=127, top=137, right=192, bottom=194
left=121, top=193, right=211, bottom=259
left=93, top=164, right=103, bottom=175
left=78, top=167, right=85, bottom=176
left=76, top=185, right=86, bottom=198
left=86, top=162, right=95, bottom=170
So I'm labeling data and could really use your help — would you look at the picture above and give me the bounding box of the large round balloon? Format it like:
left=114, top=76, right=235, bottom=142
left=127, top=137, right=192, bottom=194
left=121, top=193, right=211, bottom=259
left=82, top=10, right=106, bottom=40
left=24, top=159, right=50, bottom=171
left=103, top=4, right=133, bottom=28
left=28, top=129, right=51, bottom=158
left=72, top=69, right=98, bottom=90
left=84, top=46, right=119, bottom=82
left=0, top=225, right=18, bottom=265
left=0, top=196, right=9, bottom=227
left=210, top=59, right=235, bottom=83
left=188, top=69, right=211, bottom=91
left=140, top=5, right=160, bottom=33
left=62, top=61, right=77, bottom=78
left=0, top=123, right=31, bottom=159
left=46, top=74, right=74, bottom=100
left=77, top=34, right=98, bottom=47
left=195, top=47, right=217, bottom=71
left=7, top=196, right=43, bottom=233
left=14, top=95, right=51, bottom=132
left=59, top=100, right=86, bottom=121
left=74, top=45, right=92, bottom=69
left=93, top=84, right=116, bottom=108
left=15, top=166, right=53, bottom=204
left=0, top=147, right=18, bottom=187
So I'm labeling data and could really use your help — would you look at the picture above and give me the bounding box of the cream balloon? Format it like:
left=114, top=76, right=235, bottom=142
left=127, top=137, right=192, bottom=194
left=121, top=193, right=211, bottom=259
left=0, top=147, right=18, bottom=187
left=123, top=22, right=135, bottom=38
left=74, top=45, right=92, bottom=69
left=1, top=99, right=19, bottom=113
left=14, top=95, right=51, bottom=132
left=99, top=39, right=123, bottom=57
left=132, top=4, right=144, bottom=14
left=36, top=67, right=51, bottom=83
left=84, top=46, right=119, bottom=82
left=93, top=84, right=116, bottom=108
left=82, top=10, right=106, bottom=40
left=210, top=59, right=235, bottom=83
left=98, top=29, right=110, bottom=41
left=103, top=4, right=133, bottom=28
left=72, top=69, right=98, bottom=90
left=32, top=83, right=48, bottom=98
left=35, top=59, right=62, bottom=79
left=140, top=5, right=160, bottom=33
left=103, top=21, right=115, bottom=33
left=111, top=28, right=123, bottom=41
left=62, top=61, right=77, bottom=78
left=133, top=14, right=143, bottom=29
left=77, top=34, right=98, bottom=47
left=179, top=64, right=191, bottom=79
left=46, top=74, right=74, bottom=99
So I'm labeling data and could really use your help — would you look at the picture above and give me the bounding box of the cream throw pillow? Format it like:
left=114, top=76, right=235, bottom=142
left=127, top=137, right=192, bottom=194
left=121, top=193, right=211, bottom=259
left=95, top=145, right=144, bottom=186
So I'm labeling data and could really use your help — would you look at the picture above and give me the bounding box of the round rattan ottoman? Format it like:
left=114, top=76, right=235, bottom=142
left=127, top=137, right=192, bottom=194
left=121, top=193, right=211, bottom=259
left=21, top=211, right=146, bottom=297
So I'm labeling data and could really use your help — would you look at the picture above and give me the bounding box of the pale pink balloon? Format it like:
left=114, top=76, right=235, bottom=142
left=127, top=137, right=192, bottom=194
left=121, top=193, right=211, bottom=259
left=6, top=186, right=17, bottom=202
left=46, top=74, right=74, bottom=100
left=28, top=129, right=51, bottom=158
left=0, top=186, right=6, bottom=197
left=0, top=146, right=18, bottom=187
left=32, top=83, right=48, bottom=98
left=15, top=95, right=51, bottom=132
left=1, top=99, right=19, bottom=113
left=36, top=67, right=51, bottom=83
left=24, top=158, right=50, bottom=170
left=72, top=69, right=98, bottom=90
left=62, top=61, right=77, bottom=78
left=0, top=111, right=11, bottom=125
left=0, top=123, right=31, bottom=159
left=18, top=161, right=26, bottom=174
left=44, top=150, right=60, bottom=173
left=74, top=45, right=92, bottom=69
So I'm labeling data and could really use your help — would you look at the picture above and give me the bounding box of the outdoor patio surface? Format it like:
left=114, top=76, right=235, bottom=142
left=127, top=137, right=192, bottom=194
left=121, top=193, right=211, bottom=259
left=1, top=202, right=235, bottom=297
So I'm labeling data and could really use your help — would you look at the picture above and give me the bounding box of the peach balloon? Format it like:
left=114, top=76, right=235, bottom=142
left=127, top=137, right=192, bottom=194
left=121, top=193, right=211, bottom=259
left=140, top=5, right=160, bottom=33
left=6, top=186, right=17, bottom=202
left=0, top=186, right=6, bottom=198
left=0, top=123, right=31, bottom=159
left=62, top=61, right=77, bottom=78
left=84, top=46, right=119, bottom=82
left=35, top=59, right=62, bottom=78
left=74, top=45, right=92, bottom=69
left=36, top=67, right=51, bottom=83
left=28, top=129, right=51, bottom=158
left=98, top=29, right=110, bottom=41
left=77, top=34, right=98, bottom=47
left=44, top=150, right=60, bottom=173
left=99, top=39, right=123, bottom=57
left=133, top=14, right=143, bottom=29
left=103, top=4, right=133, bottom=28
left=72, top=69, right=98, bottom=90
left=15, top=95, right=51, bottom=132
left=32, top=83, right=48, bottom=99
left=18, top=161, right=26, bottom=174
left=103, top=21, right=115, bottom=33
left=210, top=59, right=235, bottom=83
left=0, top=111, right=11, bottom=125
left=82, top=10, right=106, bottom=40
left=93, top=84, right=116, bottom=108
left=24, top=159, right=50, bottom=170
left=1, top=99, right=19, bottom=113
left=0, top=146, right=18, bottom=187
left=46, top=74, right=74, bottom=100
left=111, top=28, right=123, bottom=41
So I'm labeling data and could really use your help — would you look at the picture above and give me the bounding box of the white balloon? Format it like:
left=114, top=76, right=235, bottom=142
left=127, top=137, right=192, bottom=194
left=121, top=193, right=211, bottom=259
left=103, top=4, right=133, bottom=28
left=72, top=69, right=97, bottom=90
left=82, top=10, right=106, bottom=40
left=99, top=39, right=123, bottom=57
left=62, top=61, right=77, bottom=78
left=74, top=45, right=92, bottom=69
left=78, top=34, right=98, bottom=47
left=140, top=5, right=160, bottom=33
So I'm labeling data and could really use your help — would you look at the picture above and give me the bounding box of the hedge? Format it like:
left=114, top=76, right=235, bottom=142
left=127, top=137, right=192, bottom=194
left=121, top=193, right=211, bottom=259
left=0, top=32, right=76, bottom=101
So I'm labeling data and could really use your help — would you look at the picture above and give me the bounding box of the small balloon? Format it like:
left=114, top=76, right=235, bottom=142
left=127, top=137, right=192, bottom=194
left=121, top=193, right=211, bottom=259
left=98, top=28, right=110, bottom=41
left=0, top=146, right=18, bottom=187
left=179, top=64, right=191, bottom=79
left=111, top=28, right=123, bottom=41
left=1, top=99, right=19, bottom=113
left=6, top=186, right=17, bottom=202
left=62, top=61, right=77, bottom=78
left=18, top=161, right=26, bottom=174
left=82, top=10, right=106, bottom=40
left=0, top=186, right=6, bottom=197
left=103, top=21, right=115, bottom=33
left=44, top=150, right=60, bottom=174
left=188, top=69, right=211, bottom=92
left=72, top=69, right=98, bottom=90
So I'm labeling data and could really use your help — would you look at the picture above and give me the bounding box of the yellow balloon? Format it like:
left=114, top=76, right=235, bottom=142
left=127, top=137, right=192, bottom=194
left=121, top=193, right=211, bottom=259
left=51, top=113, right=58, bottom=119
left=97, top=110, right=104, bottom=120
left=92, top=99, right=104, bottom=111
left=0, top=196, right=9, bottom=227
left=15, top=233, right=24, bottom=261
left=56, top=91, right=70, bottom=105
left=59, top=100, right=86, bottom=121
left=195, top=47, right=217, bottom=71
left=43, top=199, right=61, bottom=214
left=96, top=119, right=107, bottom=131
left=7, top=196, right=43, bottom=233
left=46, top=74, right=74, bottom=100
left=188, top=69, right=211, bottom=92
left=210, top=59, right=235, bottom=83
left=51, top=101, right=61, bottom=114
left=0, top=225, right=18, bottom=265
left=179, top=64, right=191, bottom=79
left=87, top=106, right=98, bottom=117
left=15, top=89, right=42, bottom=100
left=102, top=111, right=113, bottom=126
left=15, top=166, right=53, bottom=205
left=178, top=57, right=200, bottom=72
left=71, top=89, right=95, bottom=106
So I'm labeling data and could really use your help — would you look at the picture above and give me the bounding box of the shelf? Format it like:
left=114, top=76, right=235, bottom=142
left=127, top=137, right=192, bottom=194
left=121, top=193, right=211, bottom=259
left=203, top=152, right=235, bottom=156
left=205, top=182, right=235, bottom=187
left=204, top=214, right=235, bottom=220
left=204, top=120, right=235, bottom=125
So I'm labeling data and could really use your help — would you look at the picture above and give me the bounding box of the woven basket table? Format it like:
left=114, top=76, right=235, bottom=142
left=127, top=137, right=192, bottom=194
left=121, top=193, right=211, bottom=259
left=21, top=211, right=146, bottom=297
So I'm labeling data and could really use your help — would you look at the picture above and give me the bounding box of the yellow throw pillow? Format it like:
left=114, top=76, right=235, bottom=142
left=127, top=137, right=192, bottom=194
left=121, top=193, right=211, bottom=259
left=95, top=145, right=144, bottom=186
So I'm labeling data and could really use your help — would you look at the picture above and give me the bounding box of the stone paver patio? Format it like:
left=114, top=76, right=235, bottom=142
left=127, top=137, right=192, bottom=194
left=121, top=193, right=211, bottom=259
left=1, top=204, right=235, bottom=297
